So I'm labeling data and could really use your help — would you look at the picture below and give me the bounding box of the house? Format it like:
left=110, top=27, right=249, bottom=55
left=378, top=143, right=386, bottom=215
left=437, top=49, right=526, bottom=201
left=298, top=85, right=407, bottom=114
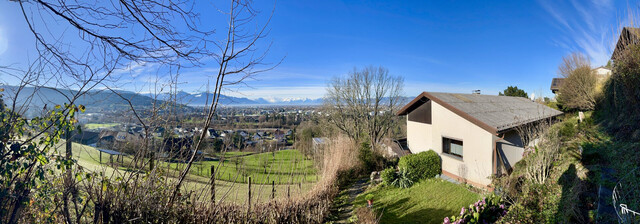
left=381, top=138, right=411, bottom=158
left=162, top=137, right=194, bottom=159
left=71, top=130, right=100, bottom=146
left=612, top=27, right=640, bottom=61
left=206, top=128, right=219, bottom=139
left=397, top=92, right=562, bottom=188
left=97, top=130, right=118, bottom=148
left=549, top=66, right=611, bottom=94
left=593, top=66, right=612, bottom=77
left=238, top=130, right=249, bottom=138
left=550, top=78, right=564, bottom=94
left=274, top=129, right=285, bottom=140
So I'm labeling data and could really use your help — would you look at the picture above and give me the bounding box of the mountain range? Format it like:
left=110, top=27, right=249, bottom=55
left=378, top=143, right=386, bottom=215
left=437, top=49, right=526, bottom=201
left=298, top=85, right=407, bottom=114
left=0, top=85, right=324, bottom=116
left=143, top=91, right=323, bottom=106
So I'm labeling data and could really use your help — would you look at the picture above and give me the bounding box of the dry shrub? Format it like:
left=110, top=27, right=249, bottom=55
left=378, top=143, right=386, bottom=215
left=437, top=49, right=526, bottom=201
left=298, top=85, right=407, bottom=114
left=523, top=128, right=561, bottom=185
left=355, top=207, right=380, bottom=224
left=21, top=136, right=359, bottom=223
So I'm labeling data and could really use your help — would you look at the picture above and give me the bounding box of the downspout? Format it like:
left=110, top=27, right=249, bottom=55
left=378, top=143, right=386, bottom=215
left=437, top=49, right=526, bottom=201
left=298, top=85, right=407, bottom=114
left=492, top=133, right=506, bottom=176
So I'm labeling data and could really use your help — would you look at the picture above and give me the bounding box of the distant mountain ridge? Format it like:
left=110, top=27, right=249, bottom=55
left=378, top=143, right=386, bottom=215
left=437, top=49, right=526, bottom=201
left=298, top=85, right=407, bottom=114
left=0, top=85, right=169, bottom=117
left=1, top=85, right=411, bottom=117
left=145, top=91, right=323, bottom=106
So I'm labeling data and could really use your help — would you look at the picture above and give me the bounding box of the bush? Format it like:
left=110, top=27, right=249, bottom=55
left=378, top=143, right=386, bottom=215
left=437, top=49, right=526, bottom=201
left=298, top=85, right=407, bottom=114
left=380, top=168, right=397, bottom=186
left=391, top=168, right=414, bottom=188
left=398, top=150, right=441, bottom=181
left=598, top=44, right=640, bottom=140
left=358, top=142, right=385, bottom=172
left=444, top=194, right=507, bottom=224
left=365, top=194, right=374, bottom=201
left=354, top=207, right=379, bottom=224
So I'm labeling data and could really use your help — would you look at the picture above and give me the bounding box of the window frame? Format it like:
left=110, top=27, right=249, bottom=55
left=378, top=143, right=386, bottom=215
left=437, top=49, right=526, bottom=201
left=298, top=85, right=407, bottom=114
left=442, top=136, right=463, bottom=159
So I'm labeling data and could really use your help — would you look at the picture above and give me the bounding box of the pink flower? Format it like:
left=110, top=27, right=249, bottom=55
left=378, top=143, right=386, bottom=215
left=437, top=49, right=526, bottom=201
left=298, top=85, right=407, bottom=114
left=444, top=217, right=450, bottom=224
left=460, top=207, right=466, bottom=216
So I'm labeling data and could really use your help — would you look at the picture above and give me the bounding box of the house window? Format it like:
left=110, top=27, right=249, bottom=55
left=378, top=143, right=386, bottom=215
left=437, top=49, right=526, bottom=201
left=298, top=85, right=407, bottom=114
left=442, top=137, right=463, bottom=158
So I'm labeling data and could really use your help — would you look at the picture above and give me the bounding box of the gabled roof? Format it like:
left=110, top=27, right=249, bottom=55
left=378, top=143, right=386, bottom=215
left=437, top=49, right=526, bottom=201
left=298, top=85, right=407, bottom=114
left=397, top=92, right=563, bottom=134
left=550, top=78, right=565, bottom=92
left=612, top=27, right=640, bottom=61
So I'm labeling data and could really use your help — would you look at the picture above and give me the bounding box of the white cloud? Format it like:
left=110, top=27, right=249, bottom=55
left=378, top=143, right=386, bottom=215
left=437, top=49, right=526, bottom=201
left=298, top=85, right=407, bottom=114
left=538, top=0, right=573, bottom=31
left=538, top=0, right=616, bottom=66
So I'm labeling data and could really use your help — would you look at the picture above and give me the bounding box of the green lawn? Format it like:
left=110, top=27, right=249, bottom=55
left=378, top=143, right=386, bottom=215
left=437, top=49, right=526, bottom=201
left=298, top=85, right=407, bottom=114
left=67, top=142, right=316, bottom=204
left=354, top=179, right=481, bottom=224
left=216, top=151, right=255, bottom=157
left=83, top=123, right=119, bottom=129
left=181, top=149, right=318, bottom=184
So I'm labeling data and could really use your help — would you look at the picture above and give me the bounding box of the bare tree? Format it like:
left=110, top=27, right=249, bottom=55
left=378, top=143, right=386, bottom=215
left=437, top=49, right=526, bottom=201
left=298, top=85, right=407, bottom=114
left=514, top=118, right=552, bottom=149
left=169, top=0, right=279, bottom=205
left=0, top=0, right=219, bottom=222
left=324, top=66, right=404, bottom=149
left=557, top=52, right=598, bottom=110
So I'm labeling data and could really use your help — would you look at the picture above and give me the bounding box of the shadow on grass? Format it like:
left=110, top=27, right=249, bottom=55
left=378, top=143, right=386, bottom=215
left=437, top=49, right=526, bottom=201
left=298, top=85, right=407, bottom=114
left=371, top=194, right=462, bottom=224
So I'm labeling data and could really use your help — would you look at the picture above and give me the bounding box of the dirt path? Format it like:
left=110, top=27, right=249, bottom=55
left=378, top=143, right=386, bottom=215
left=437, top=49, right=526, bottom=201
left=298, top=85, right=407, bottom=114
left=327, top=177, right=369, bottom=223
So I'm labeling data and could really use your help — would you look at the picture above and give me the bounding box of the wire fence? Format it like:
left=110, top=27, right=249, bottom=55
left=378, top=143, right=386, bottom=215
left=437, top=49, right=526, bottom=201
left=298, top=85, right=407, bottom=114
left=613, top=168, right=640, bottom=223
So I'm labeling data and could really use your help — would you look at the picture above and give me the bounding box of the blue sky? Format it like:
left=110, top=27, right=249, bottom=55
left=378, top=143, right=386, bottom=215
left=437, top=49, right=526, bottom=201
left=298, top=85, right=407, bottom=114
left=0, top=0, right=634, bottom=100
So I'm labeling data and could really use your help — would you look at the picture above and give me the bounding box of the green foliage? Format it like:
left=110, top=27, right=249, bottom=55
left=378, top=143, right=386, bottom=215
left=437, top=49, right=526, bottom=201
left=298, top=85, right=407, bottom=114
left=358, top=141, right=384, bottom=172
left=599, top=44, right=640, bottom=140
left=493, top=113, right=615, bottom=223
left=365, top=193, right=374, bottom=201
left=498, top=86, right=528, bottom=98
left=558, top=118, right=577, bottom=141
left=0, top=95, right=87, bottom=222
left=445, top=194, right=507, bottom=224
left=380, top=168, right=397, bottom=186
left=397, top=150, right=441, bottom=181
left=391, top=168, right=413, bottom=188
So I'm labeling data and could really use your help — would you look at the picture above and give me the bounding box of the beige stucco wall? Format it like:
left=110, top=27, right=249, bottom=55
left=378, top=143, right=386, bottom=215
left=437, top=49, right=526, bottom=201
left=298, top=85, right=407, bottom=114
left=494, top=130, right=524, bottom=174
left=406, top=101, right=494, bottom=186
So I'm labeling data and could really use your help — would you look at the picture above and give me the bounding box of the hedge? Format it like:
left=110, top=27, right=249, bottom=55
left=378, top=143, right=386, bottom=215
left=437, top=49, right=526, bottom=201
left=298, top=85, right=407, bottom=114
left=398, top=150, right=441, bottom=181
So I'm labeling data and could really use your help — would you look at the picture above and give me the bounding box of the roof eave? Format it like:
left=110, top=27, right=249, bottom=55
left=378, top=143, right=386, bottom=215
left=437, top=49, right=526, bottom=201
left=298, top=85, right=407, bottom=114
left=397, top=92, right=499, bottom=134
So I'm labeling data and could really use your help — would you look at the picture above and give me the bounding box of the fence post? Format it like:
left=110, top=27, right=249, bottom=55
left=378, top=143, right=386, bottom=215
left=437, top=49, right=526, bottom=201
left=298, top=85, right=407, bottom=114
left=271, top=181, right=275, bottom=199
left=210, top=166, right=215, bottom=203
left=287, top=185, right=290, bottom=199
left=248, top=176, right=252, bottom=212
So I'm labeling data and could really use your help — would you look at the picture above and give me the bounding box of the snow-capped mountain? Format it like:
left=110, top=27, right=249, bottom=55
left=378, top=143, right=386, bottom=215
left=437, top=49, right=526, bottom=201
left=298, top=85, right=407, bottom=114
left=254, top=97, right=323, bottom=105
left=144, top=91, right=323, bottom=106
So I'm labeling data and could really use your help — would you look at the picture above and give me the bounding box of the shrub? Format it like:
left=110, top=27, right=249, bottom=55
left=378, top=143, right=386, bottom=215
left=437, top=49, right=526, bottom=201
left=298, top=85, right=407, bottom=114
left=598, top=43, right=640, bottom=140
left=365, top=194, right=374, bottom=201
left=443, top=194, right=507, bottom=224
left=380, top=168, right=397, bottom=186
left=358, top=142, right=385, bottom=172
left=398, top=150, right=441, bottom=181
left=355, top=207, right=379, bottom=224
left=391, top=168, right=414, bottom=188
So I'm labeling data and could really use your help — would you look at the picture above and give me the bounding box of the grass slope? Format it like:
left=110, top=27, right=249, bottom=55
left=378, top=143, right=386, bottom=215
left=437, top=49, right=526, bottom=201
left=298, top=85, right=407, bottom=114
left=353, top=179, right=481, bottom=224
left=83, top=123, right=119, bottom=129
left=67, top=142, right=316, bottom=204
left=183, top=149, right=318, bottom=184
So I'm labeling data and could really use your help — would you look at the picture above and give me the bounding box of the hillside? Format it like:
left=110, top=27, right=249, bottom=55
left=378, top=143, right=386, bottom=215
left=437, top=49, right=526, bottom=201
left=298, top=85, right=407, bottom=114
left=0, top=85, right=172, bottom=116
